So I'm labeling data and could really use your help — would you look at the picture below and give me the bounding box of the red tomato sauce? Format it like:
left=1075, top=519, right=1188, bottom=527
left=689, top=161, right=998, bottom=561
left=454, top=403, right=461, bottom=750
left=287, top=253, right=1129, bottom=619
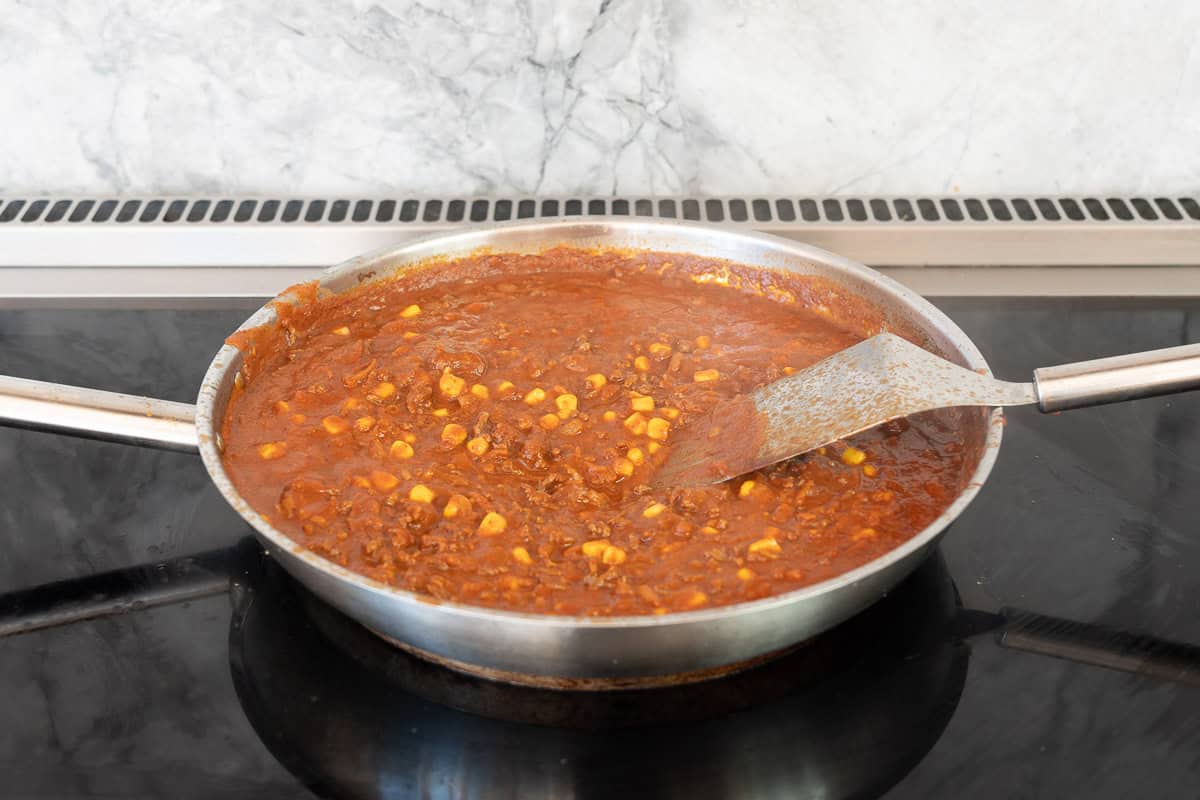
left=221, top=248, right=975, bottom=616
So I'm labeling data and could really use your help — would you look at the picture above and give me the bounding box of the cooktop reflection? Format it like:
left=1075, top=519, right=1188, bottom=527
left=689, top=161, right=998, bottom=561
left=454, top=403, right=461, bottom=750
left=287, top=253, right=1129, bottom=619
left=2, top=297, right=1200, bottom=799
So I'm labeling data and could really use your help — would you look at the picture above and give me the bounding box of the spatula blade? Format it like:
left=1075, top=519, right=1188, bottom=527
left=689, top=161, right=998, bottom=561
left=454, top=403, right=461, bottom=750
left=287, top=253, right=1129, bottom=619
left=652, top=333, right=1033, bottom=488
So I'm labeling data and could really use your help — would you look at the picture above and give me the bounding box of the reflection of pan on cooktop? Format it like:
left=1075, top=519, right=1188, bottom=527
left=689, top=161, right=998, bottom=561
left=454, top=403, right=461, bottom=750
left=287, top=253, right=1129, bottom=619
left=4, top=541, right=1200, bottom=800
left=230, top=547, right=967, bottom=800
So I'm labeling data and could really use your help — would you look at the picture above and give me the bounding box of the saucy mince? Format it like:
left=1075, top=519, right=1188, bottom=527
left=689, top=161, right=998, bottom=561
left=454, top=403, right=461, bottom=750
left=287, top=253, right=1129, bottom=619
left=221, top=248, right=972, bottom=616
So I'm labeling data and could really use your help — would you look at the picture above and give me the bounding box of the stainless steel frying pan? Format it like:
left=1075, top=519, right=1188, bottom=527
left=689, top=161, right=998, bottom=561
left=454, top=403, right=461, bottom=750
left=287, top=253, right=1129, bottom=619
left=0, top=220, right=1001, bottom=686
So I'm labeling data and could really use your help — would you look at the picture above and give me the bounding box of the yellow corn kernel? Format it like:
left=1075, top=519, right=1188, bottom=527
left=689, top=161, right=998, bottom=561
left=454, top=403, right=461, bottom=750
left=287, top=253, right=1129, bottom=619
left=642, top=502, right=666, bottom=518
left=523, top=387, right=546, bottom=405
left=686, top=591, right=709, bottom=608
left=470, top=383, right=489, bottom=399
left=341, top=397, right=362, bottom=413
left=290, top=413, right=307, bottom=425
left=693, top=369, right=720, bottom=383
left=627, top=447, right=645, bottom=466
left=370, top=471, right=400, bottom=492
left=738, top=479, right=756, bottom=498
left=555, top=393, right=578, bottom=418
left=441, top=423, right=468, bottom=447
left=701, top=525, right=720, bottom=536
left=841, top=446, right=867, bottom=465
left=443, top=494, right=469, bottom=519
left=695, top=335, right=711, bottom=349
left=633, top=355, right=651, bottom=372
left=737, top=567, right=755, bottom=581
left=408, top=484, right=436, bottom=504
left=439, top=370, right=465, bottom=398
left=624, top=412, right=648, bottom=436
left=354, top=416, right=376, bottom=432
left=648, top=342, right=672, bottom=357
left=497, top=380, right=515, bottom=394
left=581, top=539, right=610, bottom=558
left=478, top=511, right=507, bottom=536
left=351, top=475, right=372, bottom=489
left=602, top=410, right=618, bottom=422
left=630, top=393, right=655, bottom=412
left=257, top=442, right=287, bottom=460
left=646, top=417, right=670, bottom=441
left=853, top=527, right=878, bottom=541
left=273, top=400, right=290, bottom=414
left=370, top=382, right=396, bottom=400
left=748, top=537, right=783, bottom=558
left=662, top=407, right=681, bottom=420
left=782, top=366, right=796, bottom=375
left=432, top=408, right=449, bottom=418
left=498, top=575, right=528, bottom=591
left=585, top=373, right=607, bottom=390
left=331, top=325, right=350, bottom=336
left=512, top=546, right=533, bottom=565
left=538, top=413, right=560, bottom=431
left=402, top=331, right=420, bottom=341
left=322, top=415, right=350, bottom=435
left=863, top=463, right=879, bottom=477
left=389, top=440, right=414, bottom=460
left=466, top=436, right=490, bottom=456
left=613, top=457, right=635, bottom=477
left=402, top=431, right=417, bottom=444
left=399, top=304, right=421, bottom=318
left=647, top=441, right=661, bottom=454
left=602, top=545, right=627, bottom=565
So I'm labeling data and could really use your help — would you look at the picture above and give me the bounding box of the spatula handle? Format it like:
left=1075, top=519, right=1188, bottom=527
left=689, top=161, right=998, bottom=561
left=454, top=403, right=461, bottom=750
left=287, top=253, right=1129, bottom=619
left=1033, top=342, right=1200, bottom=412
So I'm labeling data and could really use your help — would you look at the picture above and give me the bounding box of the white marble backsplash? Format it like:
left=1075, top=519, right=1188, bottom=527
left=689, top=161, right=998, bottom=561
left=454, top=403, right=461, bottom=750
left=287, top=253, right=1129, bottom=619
left=2, top=0, right=1198, bottom=197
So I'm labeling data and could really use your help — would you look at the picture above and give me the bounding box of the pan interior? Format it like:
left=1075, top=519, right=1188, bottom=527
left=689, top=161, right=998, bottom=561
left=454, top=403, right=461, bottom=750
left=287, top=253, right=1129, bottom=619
left=193, top=220, right=998, bottom=631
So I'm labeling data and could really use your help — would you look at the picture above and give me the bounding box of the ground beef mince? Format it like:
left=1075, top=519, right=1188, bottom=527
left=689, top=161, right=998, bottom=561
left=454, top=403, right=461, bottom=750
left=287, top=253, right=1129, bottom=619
left=221, top=248, right=970, bottom=616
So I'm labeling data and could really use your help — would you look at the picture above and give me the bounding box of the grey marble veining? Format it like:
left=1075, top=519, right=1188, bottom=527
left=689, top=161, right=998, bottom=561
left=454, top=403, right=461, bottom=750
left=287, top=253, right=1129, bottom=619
left=2, top=0, right=1198, bottom=197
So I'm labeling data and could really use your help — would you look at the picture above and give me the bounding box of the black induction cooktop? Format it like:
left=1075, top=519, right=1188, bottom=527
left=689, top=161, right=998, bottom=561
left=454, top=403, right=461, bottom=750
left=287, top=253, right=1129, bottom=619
left=3, top=298, right=1200, bottom=799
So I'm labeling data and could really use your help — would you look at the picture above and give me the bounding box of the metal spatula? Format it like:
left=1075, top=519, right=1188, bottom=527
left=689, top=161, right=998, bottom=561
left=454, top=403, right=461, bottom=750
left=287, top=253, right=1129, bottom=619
left=654, top=333, right=1200, bottom=488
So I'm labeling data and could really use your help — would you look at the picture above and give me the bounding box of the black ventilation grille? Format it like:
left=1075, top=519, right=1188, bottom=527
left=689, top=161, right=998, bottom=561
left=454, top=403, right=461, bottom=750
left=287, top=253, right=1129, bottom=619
left=1, top=196, right=1197, bottom=225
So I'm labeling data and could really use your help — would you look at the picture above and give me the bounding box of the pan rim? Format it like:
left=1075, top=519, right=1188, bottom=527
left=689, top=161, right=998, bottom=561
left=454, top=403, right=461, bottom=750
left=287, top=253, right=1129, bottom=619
left=195, top=219, right=1002, bottom=630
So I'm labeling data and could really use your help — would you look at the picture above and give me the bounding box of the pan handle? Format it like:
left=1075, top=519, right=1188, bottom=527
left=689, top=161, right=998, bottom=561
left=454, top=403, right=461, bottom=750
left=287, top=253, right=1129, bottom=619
left=0, top=375, right=199, bottom=453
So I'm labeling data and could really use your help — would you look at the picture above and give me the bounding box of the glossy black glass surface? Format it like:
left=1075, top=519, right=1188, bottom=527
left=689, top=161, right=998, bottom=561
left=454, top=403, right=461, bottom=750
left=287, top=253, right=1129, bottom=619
left=2, top=298, right=1199, bottom=799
